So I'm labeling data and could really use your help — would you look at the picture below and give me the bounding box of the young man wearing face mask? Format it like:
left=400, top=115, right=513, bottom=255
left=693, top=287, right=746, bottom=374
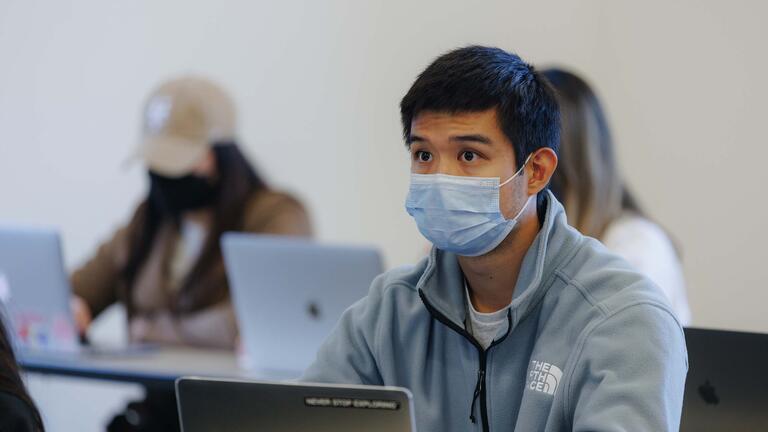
left=303, top=46, right=687, bottom=431
left=70, top=77, right=312, bottom=350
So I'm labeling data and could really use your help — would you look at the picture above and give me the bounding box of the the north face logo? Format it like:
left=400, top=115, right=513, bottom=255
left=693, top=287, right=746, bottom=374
left=528, top=360, right=563, bottom=395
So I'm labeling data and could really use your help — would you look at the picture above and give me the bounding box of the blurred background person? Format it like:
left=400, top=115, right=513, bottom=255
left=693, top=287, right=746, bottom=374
left=1, top=314, right=45, bottom=431
left=544, top=68, right=692, bottom=325
left=70, top=76, right=313, bottom=350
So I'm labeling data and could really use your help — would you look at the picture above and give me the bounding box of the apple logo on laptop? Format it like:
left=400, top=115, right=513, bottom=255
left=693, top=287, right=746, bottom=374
left=307, top=302, right=322, bottom=320
left=698, top=379, right=720, bottom=405
left=0, top=270, right=11, bottom=304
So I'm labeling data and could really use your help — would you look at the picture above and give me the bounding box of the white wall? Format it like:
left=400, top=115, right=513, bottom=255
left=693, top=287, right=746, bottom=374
left=1, top=0, right=767, bottom=363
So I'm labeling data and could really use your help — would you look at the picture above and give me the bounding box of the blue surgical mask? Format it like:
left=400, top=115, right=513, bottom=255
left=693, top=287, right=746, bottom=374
left=405, top=156, right=534, bottom=257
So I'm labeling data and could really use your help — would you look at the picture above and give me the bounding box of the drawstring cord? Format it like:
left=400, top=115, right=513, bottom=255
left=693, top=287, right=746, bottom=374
left=469, top=369, right=485, bottom=423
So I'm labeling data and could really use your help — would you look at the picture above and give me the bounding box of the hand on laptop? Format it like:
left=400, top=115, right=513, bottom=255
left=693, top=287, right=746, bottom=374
left=70, top=295, right=92, bottom=335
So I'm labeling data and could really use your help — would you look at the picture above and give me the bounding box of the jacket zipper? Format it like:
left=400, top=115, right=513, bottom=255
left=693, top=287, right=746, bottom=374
left=419, top=290, right=513, bottom=432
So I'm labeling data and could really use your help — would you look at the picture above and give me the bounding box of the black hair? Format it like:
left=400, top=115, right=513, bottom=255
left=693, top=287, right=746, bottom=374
left=400, top=46, right=561, bottom=171
left=0, top=315, right=45, bottom=431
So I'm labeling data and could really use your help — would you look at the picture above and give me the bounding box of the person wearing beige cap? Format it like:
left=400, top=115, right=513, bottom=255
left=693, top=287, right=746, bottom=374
left=69, top=76, right=312, bottom=350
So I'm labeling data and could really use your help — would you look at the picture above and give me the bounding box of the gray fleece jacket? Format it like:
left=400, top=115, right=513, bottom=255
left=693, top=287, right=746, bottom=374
left=302, top=192, right=688, bottom=431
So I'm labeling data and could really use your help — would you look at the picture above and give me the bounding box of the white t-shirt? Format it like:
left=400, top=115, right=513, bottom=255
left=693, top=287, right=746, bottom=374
left=168, top=218, right=208, bottom=292
left=602, top=213, right=692, bottom=326
left=465, top=286, right=510, bottom=350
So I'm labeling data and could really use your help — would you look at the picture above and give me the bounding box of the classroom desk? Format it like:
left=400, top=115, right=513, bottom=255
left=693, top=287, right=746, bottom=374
left=18, top=346, right=246, bottom=387
left=18, top=346, right=275, bottom=431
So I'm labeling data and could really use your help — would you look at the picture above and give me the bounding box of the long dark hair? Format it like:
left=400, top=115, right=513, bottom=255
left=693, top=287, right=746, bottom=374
left=544, top=68, right=643, bottom=239
left=0, top=315, right=45, bottom=430
left=122, top=142, right=266, bottom=314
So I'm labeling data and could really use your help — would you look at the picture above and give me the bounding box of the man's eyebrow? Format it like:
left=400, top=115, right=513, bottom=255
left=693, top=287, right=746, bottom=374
left=407, top=134, right=427, bottom=144
left=451, top=134, right=492, bottom=145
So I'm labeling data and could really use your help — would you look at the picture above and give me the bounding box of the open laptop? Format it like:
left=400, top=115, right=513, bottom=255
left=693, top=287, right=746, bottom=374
left=221, top=233, right=383, bottom=377
left=176, top=377, right=416, bottom=432
left=681, top=327, right=768, bottom=431
left=0, top=226, right=81, bottom=352
left=0, top=225, right=155, bottom=357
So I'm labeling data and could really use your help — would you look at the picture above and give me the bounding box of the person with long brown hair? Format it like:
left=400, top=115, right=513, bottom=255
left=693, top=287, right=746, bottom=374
left=0, top=314, right=44, bottom=431
left=544, top=68, right=691, bottom=325
left=70, top=76, right=312, bottom=349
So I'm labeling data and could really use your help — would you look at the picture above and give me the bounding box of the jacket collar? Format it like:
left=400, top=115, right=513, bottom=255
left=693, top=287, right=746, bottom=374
left=417, top=191, right=581, bottom=331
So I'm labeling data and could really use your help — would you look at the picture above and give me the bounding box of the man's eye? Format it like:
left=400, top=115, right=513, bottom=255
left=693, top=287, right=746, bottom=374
left=461, top=151, right=477, bottom=162
left=415, top=151, right=432, bottom=162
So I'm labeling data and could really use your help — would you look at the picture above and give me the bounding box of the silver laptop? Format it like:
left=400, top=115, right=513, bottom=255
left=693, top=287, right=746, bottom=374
left=221, top=233, right=383, bottom=377
left=0, top=226, right=80, bottom=352
left=0, top=225, right=155, bottom=358
left=176, top=377, right=416, bottom=432
left=680, top=327, right=768, bottom=431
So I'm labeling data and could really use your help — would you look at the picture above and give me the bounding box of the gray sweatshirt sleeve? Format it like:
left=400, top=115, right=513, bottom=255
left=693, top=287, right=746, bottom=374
left=301, top=277, right=387, bottom=386
left=567, top=303, right=688, bottom=431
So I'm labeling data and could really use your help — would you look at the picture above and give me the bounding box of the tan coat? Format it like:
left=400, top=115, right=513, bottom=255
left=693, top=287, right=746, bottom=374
left=71, top=190, right=312, bottom=349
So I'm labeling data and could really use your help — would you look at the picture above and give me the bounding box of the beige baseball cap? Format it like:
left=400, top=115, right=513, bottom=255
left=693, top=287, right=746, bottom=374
left=135, top=76, right=237, bottom=177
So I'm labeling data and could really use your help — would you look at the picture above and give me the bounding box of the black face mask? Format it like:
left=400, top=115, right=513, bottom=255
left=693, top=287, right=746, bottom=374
left=148, top=171, right=219, bottom=214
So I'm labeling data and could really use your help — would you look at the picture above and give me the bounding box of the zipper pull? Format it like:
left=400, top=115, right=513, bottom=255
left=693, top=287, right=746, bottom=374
left=469, top=369, right=485, bottom=423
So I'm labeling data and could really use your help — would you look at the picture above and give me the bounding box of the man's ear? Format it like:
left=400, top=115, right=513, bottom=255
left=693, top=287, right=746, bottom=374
left=526, top=148, right=558, bottom=195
